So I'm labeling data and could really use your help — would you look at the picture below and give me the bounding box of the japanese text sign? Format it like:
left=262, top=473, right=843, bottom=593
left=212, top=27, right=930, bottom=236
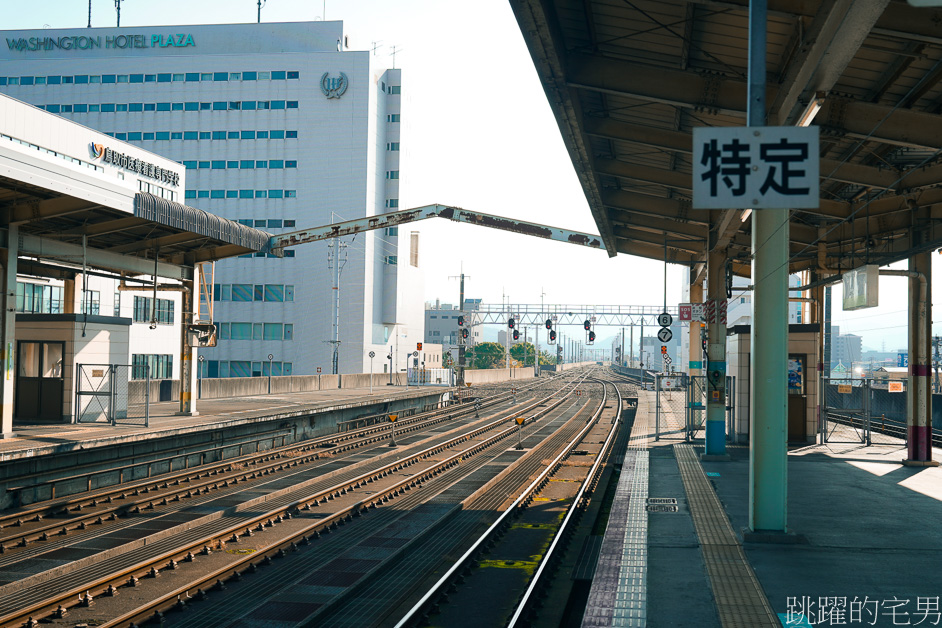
left=693, top=126, right=819, bottom=209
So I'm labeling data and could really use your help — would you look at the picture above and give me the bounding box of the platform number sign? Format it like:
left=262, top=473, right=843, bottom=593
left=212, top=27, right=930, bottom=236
left=657, top=312, right=673, bottom=344
left=692, top=126, right=819, bottom=210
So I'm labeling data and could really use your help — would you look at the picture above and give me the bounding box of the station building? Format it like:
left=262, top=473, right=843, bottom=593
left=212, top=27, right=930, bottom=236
left=0, top=21, right=424, bottom=378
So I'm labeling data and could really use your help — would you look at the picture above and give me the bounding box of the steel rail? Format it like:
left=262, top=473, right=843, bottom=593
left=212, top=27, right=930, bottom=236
left=507, top=378, right=622, bottom=626
left=393, top=375, right=610, bottom=628
left=2, top=376, right=589, bottom=627
left=89, top=376, right=594, bottom=628
left=0, top=380, right=546, bottom=551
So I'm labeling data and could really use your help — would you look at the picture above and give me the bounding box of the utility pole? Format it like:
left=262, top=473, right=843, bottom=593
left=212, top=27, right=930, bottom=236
left=630, top=324, right=634, bottom=367
left=88, top=0, right=92, bottom=27
left=114, top=0, right=123, bottom=27
left=449, top=272, right=468, bottom=386
left=257, top=0, right=266, bottom=23
left=328, top=237, right=346, bottom=375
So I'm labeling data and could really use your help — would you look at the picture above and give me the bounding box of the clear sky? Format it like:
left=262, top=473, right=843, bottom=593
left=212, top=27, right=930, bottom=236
left=5, top=0, right=935, bottom=354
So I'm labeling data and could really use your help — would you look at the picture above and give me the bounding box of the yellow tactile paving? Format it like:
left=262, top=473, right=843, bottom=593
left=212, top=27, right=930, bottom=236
left=675, top=443, right=780, bottom=628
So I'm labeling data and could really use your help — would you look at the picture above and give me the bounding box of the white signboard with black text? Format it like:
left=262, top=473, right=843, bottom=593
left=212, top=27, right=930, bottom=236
left=693, top=126, right=819, bottom=210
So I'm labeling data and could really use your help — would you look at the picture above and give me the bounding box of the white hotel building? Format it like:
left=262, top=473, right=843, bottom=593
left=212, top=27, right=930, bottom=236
left=0, top=21, right=424, bottom=377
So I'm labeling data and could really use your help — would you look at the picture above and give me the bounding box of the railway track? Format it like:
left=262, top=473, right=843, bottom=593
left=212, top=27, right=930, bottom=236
left=0, top=371, right=596, bottom=627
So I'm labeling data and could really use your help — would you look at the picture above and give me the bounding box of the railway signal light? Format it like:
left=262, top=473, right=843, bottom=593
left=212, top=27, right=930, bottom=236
left=583, top=319, right=591, bottom=331
left=549, top=330, right=556, bottom=341
left=462, top=328, right=469, bottom=339
left=661, top=345, right=667, bottom=354
left=512, top=329, right=519, bottom=341
left=545, top=319, right=552, bottom=330
left=417, top=342, right=423, bottom=351
left=457, top=315, right=465, bottom=326
left=508, top=317, right=515, bottom=329
left=588, top=330, right=596, bottom=343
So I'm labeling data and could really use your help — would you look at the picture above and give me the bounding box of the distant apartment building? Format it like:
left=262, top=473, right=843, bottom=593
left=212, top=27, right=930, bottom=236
left=425, top=299, right=481, bottom=359
left=830, top=326, right=862, bottom=368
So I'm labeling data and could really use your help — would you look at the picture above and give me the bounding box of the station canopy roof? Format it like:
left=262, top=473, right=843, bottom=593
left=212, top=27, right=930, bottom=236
left=0, top=180, right=273, bottom=281
left=511, top=0, right=942, bottom=279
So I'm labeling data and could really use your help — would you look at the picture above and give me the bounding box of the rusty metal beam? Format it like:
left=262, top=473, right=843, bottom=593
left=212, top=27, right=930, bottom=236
left=270, top=204, right=606, bottom=253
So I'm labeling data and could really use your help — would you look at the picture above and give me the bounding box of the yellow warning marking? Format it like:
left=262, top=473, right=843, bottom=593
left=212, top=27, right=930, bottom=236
left=478, top=559, right=539, bottom=575
left=225, top=548, right=257, bottom=555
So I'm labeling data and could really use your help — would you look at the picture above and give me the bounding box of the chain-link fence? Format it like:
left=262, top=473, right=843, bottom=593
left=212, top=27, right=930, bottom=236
left=822, top=377, right=905, bottom=445
left=75, top=364, right=149, bottom=426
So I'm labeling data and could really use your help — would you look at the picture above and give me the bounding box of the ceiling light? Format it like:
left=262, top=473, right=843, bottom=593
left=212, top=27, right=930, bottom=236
left=797, top=92, right=826, bottom=127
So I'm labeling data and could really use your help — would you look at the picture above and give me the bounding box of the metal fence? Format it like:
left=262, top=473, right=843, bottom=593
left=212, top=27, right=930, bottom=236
left=683, top=375, right=735, bottom=442
left=822, top=377, right=905, bottom=445
left=75, top=364, right=149, bottom=426
left=407, top=367, right=454, bottom=386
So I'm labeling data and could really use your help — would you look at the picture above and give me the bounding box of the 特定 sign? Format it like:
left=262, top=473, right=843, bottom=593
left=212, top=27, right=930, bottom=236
left=693, top=126, right=819, bottom=209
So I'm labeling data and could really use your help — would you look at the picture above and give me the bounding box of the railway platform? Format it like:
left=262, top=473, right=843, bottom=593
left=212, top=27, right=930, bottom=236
left=584, top=390, right=942, bottom=628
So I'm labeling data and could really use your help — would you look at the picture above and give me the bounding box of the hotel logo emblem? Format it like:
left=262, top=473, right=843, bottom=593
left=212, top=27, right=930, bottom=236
left=90, top=143, right=104, bottom=159
left=320, top=72, right=348, bottom=99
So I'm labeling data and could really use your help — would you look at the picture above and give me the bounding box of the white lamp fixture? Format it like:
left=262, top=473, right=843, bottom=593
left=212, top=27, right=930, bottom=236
left=797, top=92, right=827, bottom=127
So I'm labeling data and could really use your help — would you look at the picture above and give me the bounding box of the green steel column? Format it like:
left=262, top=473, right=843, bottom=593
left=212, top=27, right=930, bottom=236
left=747, top=0, right=788, bottom=533
left=705, top=247, right=728, bottom=456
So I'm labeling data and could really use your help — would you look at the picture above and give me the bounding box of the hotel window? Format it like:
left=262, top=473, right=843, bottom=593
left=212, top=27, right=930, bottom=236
left=287, top=71, right=300, bottom=79
left=387, top=142, right=400, bottom=151
left=386, top=199, right=399, bottom=209
left=286, top=130, right=298, bottom=138
left=386, top=171, right=399, bottom=179
left=385, top=227, right=398, bottom=237
left=384, top=256, right=398, bottom=265
left=389, top=85, right=401, bottom=94
left=270, top=130, right=285, bottom=139
left=387, top=114, right=400, bottom=122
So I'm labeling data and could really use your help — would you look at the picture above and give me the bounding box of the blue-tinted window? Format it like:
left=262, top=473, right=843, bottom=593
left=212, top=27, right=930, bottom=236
left=211, top=190, right=225, bottom=199
left=241, top=131, right=254, bottom=139
left=242, top=101, right=256, bottom=110
left=271, top=71, right=286, bottom=80
left=101, top=103, right=116, bottom=112
left=284, top=250, right=295, bottom=257
left=286, top=130, right=298, bottom=139
left=267, top=219, right=283, bottom=228
left=227, top=131, right=239, bottom=139
left=157, top=73, right=171, bottom=83
left=183, top=161, right=197, bottom=169
left=75, top=75, right=89, bottom=84
left=255, top=190, right=267, bottom=198
left=211, top=160, right=225, bottom=169
left=269, top=160, right=284, bottom=169
left=20, top=76, right=34, bottom=86
left=46, top=104, right=61, bottom=113
left=61, top=105, right=73, bottom=113
left=254, top=220, right=266, bottom=228
left=0, top=78, right=7, bottom=86
left=229, top=101, right=241, bottom=110
left=34, top=76, right=46, bottom=85
left=212, top=131, right=226, bottom=140
left=243, top=71, right=257, bottom=81
left=199, top=131, right=211, bottom=139
left=171, top=102, right=183, bottom=111
left=287, top=71, right=299, bottom=79
left=115, top=132, right=127, bottom=140
left=287, top=101, right=298, bottom=109
left=156, top=131, right=170, bottom=140
left=62, top=76, right=74, bottom=84
left=88, top=104, right=100, bottom=112
left=144, top=74, right=156, bottom=82
left=47, top=75, right=61, bottom=85
left=285, top=160, right=297, bottom=168
left=198, top=161, right=209, bottom=168
left=213, top=72, right=228, bottom=81
left=171, top=132, right=182, bottom=139
left=255, top=161, right=267, bottom=168
left=269, top=190, right=283, bottom=199
left=118, top=103, right=130, bottom=112
left=200, top=102, right=211, bottom=110
left=184, top=102, right=198, bottom=111
left=185, top=190, right=196, bottom=199
left=197, top=190, right=209, bottom=198
left=144, top=103, right=156, bottom=111
left=185, top=73, right=200, bottom=82
left=184, top=131, right=197, bottom=140
left=257, top=101, right=270, bottom=110
left=130, top=74, right=144, bottom=83
left=240, top=160, right=254, bottom=169
left=270, top=130, right=285, bottom=139
left=256, top=130, right=268, bottom=139
left=143, top=132, right=155, bottom=140
left=226, top=161, right=238, bottom=168
left=212, top=102, right=227, bottom=110
left=128, top=132, right=142, bottom=141
left=285, top=190, right=297, bottom=198
left=226, top=190, right=238, bottom=198
left=156, top=102, right=171, bottom=112
left=102, top=74, right=116, bottom=84
left=239, top=190, right=253, bottom=199
left=129, top=103, right=143, bottom=112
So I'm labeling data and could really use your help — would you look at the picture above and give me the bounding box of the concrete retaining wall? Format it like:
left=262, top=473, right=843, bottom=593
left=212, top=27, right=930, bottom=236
left=131, top=372, right=410, bottom=401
